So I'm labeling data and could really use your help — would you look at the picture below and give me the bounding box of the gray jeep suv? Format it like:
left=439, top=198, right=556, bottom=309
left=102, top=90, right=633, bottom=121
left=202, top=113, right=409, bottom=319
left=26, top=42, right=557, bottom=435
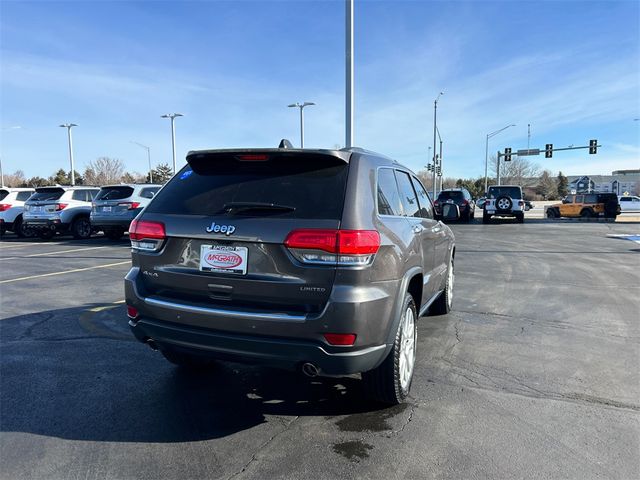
left=125, top=145, right=457, bottom=404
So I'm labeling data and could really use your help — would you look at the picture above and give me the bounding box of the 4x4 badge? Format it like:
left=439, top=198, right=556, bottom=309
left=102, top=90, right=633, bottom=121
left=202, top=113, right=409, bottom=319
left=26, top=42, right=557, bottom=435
left=206, top=222, right=236, bottom=235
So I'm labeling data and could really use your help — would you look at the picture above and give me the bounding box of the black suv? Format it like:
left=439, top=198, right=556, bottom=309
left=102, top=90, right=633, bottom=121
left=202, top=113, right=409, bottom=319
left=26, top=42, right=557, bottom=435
left=125, top=144, right=457, bottom=404
left=434, top=188, right=475, bottom=222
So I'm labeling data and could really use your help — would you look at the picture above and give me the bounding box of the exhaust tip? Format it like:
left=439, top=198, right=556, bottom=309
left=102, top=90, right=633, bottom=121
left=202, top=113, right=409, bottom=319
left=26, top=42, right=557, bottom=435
left=301, top=362, right=319, bottom=377
left=146, top=338, right=159, bottom=351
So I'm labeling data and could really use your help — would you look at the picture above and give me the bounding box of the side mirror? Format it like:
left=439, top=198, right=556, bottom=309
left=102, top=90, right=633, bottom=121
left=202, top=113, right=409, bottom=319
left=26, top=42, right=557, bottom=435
left=441, top=203, right=460, bottom=221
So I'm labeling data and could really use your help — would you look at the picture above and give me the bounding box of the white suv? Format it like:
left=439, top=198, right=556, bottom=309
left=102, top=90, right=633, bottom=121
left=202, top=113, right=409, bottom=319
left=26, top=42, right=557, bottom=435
left=483, top=185, right=525, bottom=223
left=0, top=187, right=35, bottom=237
left=23, top=186, right=100, bottom=239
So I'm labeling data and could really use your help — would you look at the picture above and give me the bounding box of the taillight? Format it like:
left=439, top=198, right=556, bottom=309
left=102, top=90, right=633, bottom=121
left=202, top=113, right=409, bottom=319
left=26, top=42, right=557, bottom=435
left=55, top=203, right=68, bottom=211
left=0, top=204, right=11, bottom=212
left=284, top=229, right=380, bottom=266
left=323, top=333, right=357, bottom=346
left=434, top=200, right=439, bottom=205
left=126, top=305, right=139, bottom=319
left=118, top=202, right=141, bottom=210
left=129, top=219, right=166, bottom=251
left=518, top=201, right=525, bottom=207
left=462, top=200, right=469, bottom=205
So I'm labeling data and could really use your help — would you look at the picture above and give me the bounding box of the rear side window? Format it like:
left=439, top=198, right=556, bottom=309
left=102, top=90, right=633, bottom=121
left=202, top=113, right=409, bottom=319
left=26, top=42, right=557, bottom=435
left=30, top=188, right=64, bottom=201
left=584, top=194, right=598, bottom=203
left=395, top=171, right=420, bottom=218
left=139, top=187, right=160, bottom=199
left=377, top=168, right=402, bottom=216
left=146, top=155, right=349, bottom=220
left=0, top=190, right=8, bottom=201
left=95, top=186, right=135, bottom=201
left=16, top=191, right=33, bottom=201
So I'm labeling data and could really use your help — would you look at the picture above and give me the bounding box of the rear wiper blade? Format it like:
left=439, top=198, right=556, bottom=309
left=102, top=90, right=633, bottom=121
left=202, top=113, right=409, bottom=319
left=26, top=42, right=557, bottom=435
left=218, top=202, right=296, bottom=214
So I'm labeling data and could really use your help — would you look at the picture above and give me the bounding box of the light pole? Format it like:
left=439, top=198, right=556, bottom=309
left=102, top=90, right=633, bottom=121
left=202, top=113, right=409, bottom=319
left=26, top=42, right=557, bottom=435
left=345, top=0, right=354, bottom=148
left=1, top=126, right=22, bottom=187
left=484, top=124, right=515, bottom=193
left=131, top=141, right=153, bottom=183
left=436, top=126, right=443, bottom=191
left=161, top=113, right=183, bottom=174
left=59, top=123, right=78, bottom=185
left=287, top=102, right=315, bottom=148
left=432, top=92, right=443, bottom=199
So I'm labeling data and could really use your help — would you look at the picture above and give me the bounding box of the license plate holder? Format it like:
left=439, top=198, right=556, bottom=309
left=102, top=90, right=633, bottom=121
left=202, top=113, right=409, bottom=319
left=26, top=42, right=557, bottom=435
left=200, top=245, right=248, bottom=275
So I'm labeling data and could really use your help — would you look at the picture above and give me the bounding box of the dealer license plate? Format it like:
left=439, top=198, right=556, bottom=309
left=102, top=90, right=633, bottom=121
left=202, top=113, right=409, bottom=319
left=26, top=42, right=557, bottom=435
left=199, top=245, right=248, bottom=275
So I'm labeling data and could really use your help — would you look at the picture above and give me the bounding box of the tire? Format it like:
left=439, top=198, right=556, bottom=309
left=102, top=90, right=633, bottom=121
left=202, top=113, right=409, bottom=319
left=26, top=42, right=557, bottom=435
left=462, top=209, right=471, bottom=222
left=71, top=216, right=92, bottom=239
left=105, top=228, right=125, bottom=240
left=482, top=212, right=491, bottom=224
left=516, top=212, right=524, bottom=223
left=580, top=209, right=593, bottom=220
left=362, top=293, right=417, bottom=405
left=495, top=195, right=513, bottom=213
left=13, top=215, right=33, bottom=238
left=161, top=348, right=216, bottom=370
left=431, top=254, right=454, bottom=315
left=546, top=208, right=557, bottom=219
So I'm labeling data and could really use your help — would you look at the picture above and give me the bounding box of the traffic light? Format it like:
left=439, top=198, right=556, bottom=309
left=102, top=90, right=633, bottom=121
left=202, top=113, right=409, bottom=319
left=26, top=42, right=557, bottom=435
left=545, top=144, right=553, bottom=158
left=589, top=139, right=598, bottom=154
left=504, top=148, right=512, bottom=162
left=437, top=166, right=442, bottom=176
left=427, top=163, right=433, bottom=172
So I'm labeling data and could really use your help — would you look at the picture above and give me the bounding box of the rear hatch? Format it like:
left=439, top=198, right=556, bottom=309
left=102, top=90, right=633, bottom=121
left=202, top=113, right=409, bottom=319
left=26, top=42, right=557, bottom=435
left=136, top=149, right=351, bottom=315
left=93, top=186, right=137, bottom=217
left=24, top=187, right=65, bottom=216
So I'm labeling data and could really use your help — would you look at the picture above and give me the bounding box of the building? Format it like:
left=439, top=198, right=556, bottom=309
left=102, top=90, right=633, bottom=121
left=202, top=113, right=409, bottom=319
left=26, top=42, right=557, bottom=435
left=567, top=171, right=639, bottom=196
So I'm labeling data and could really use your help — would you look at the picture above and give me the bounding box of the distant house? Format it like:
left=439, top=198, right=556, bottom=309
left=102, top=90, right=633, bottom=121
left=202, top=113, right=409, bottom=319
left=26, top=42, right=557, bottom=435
left=566, top=171, right=639, bottom=195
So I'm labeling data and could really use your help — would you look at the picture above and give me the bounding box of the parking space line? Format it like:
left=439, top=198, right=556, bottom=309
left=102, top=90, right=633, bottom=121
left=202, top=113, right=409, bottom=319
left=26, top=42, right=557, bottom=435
left=0, top=246, right=110, bottom=260
left=0, top=261, right=131, bottom=284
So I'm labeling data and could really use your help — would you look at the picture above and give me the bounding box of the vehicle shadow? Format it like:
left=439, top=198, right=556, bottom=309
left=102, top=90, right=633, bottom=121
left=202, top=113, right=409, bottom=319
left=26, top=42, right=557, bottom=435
left=0, top=305, right=385, bottom=443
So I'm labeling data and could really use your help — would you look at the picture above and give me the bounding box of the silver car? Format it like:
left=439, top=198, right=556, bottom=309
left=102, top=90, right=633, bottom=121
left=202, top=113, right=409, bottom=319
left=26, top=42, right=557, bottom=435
left=23, top=186, right=100, bottom=239
left=91, top=184, right=161, bottom=240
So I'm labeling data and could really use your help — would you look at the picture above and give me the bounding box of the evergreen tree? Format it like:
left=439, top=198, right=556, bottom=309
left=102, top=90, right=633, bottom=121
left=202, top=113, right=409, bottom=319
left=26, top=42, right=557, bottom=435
left=557, top=171, right=569, bottom=198
left=150, top=163, right=174, bottom=184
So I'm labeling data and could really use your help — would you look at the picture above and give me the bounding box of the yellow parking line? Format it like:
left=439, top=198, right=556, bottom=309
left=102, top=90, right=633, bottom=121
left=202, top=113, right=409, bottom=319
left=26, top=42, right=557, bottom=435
left=0, top=246, right=110, bottom=260
left=0, top=261, right=131, bottom=284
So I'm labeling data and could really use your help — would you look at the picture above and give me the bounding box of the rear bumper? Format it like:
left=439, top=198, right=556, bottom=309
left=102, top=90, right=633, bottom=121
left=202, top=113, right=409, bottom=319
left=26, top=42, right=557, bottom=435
left=90, top=211, right=139, bottom=230
left=23, top=217, right=68, bottom=232
left=125, top=267, right=394, bottom=375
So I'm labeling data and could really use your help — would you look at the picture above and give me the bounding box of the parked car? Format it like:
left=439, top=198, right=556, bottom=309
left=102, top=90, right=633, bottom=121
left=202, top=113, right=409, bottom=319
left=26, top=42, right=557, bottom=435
left=476, top=197, right=487, bottom=209
left=23, top=186, right=100, bottom=239
left=524, top=200, right=534, bottom=211
left=547, top=193, right=620, bottom=219
left=125, top=142, right=458, bottom=405
left=0, top=187, right=35, bottom=237
left=618, top=195, right=640, bottom=213
left=483, top=185, right=526, bottom=223
left=91, top=184, right=162, bottom=240
left=434, top=188, right=475, bottom=222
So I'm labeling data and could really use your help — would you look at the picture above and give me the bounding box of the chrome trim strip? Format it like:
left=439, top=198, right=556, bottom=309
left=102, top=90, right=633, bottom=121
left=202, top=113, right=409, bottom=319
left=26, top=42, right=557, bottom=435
left=144, top=296, right=309, bottom=322
left=319, top=344, right=387, bottom=357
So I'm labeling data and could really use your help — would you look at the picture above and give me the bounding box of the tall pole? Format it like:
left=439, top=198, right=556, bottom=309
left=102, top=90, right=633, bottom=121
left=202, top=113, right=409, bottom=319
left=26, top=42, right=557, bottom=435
left=288, top=102, right=315, bottom=148
left=497, top=150, right=501, bottom=186
left=59, top=123, right=77, bottom=186
left=484, top=124, right=515, bottom=193
left=0, top=155, right=4, bottom=187
left=161, top=113, right=183, bottom=174
left=432, top=92, right=443, bottom=199
left=439, top=138, right=443, bottom=191
left=345, top=0, right=354, bottom=148
left=131, top=141, right=153, bottom=183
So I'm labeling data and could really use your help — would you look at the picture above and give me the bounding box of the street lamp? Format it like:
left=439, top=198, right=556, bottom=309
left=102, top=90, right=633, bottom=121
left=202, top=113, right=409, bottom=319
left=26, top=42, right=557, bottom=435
left=436, top=126, right=443, bottom=191
left=1, top=126, right=22, bottom=187
left=484, top=124, right=515, bottom=193
left=432, top=92, right=443, bottom=199
left=59, top=123, right=78, bottom=186
left=287, top=102, right=315, bottom=148
left=161, top=113, right=183, bottom=174
left=131, top=141, right=153, bottom=183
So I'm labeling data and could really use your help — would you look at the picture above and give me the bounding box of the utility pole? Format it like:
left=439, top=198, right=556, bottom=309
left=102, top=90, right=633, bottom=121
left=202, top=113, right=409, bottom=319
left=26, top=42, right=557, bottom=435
left=131, top=141, right=153, bottom=183
left=432, top=92, right=443, bottom=199
left=345, top=0, right=354, bottom=148
left=59, top=123, right=78, bottom=186
left=287, top=102, right=315, bottom=148
left=161, top=113, right=183, bottom=174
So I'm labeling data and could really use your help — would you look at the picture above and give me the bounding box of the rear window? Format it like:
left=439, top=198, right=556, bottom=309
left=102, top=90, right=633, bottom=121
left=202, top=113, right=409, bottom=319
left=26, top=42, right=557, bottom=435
left=0, top=190, right=8, bottom=201
left=29, top=188, right=64, bottom=201
left=16, top=191, right=33, bottom=201
left=438, top=191, right=464, bottom=201
left=146, top=155, right=349, bottom=220
left=95, top=186, right=135, bottom=201
left=139, top=187, right=160, bottom=199
left=488, top=186, right=521, bottom=199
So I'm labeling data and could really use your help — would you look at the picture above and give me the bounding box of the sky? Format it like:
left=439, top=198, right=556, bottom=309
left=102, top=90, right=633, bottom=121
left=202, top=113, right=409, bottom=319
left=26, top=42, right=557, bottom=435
left=1, top=0, right=639, bottom=180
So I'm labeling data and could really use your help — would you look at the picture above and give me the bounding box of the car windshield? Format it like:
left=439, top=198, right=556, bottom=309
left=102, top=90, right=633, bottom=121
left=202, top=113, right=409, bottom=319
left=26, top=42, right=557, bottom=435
left=488, top=187, right=521, bottom=199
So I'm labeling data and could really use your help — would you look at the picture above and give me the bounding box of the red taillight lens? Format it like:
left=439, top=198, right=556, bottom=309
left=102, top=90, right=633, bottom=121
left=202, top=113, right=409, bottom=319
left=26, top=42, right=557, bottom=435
left=337, top=230, right=380, bottom=254
left=434, top=200, right=439, bottom=205
left=55, top=203, right=68, bottom=211
left=129, top=220, right=165, bottom=240
left=284, top=229, right=380, bottom=266
left=236, top=154, right=269, bottom=161
left=462, top=200, right=469, bottom=205
left=118, top=202, right=141, bottom=210
left=324, top=333, right=357, bottom=346
left=126, top=305, right=139, bottom=319
left=0, top=204, right=11, bottom=212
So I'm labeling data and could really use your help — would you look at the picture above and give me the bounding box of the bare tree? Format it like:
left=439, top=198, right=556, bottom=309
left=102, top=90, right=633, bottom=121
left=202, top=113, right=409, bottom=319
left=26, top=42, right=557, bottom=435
left=489, top=154, right=540, bottom=186
left=3, top=170, right=26, bottom=187
left=83, top=157, right=125, bottom=185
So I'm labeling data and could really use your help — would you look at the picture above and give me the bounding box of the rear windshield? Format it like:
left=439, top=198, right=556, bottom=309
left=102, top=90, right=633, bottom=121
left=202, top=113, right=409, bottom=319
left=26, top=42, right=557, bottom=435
left=29, top=188, right=64, bottom=201
left=0, top=190, right=8, bottom=201
left=488, top=186, right=521, bottom=199
left=438, top=191, right=464, bottom=201
left=95, top=186, right=135, bottom=200
left=145, top=155, right=349, bottom=220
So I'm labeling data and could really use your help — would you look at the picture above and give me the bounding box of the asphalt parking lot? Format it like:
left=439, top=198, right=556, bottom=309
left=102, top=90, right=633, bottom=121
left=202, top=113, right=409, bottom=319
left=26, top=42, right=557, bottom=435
left=1, top=220, right=639, bottom=480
